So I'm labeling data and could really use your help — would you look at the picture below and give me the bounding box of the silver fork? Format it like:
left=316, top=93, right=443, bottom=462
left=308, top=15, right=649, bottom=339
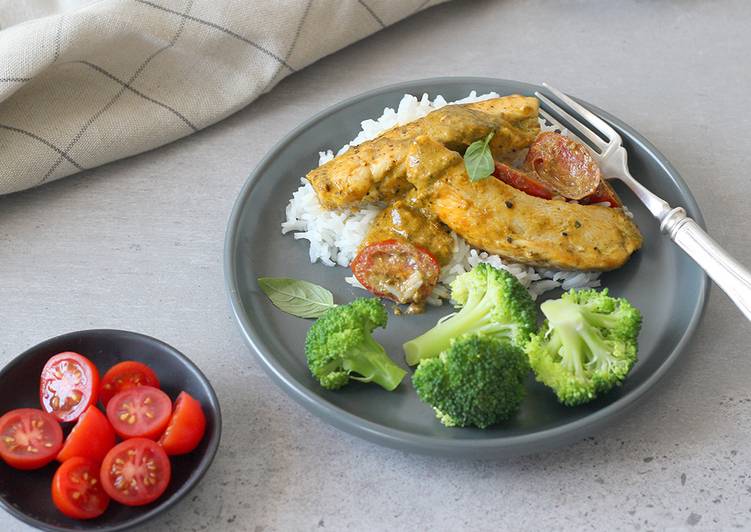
left=536, top=83, right=751, bottom=321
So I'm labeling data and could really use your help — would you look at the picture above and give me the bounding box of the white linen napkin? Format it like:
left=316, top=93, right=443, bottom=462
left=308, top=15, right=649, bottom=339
left=0, top=0, right=446, bottom=195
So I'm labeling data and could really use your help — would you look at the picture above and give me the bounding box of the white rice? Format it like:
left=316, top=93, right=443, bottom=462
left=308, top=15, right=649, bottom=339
left=281, top=92, right=603, bottom=303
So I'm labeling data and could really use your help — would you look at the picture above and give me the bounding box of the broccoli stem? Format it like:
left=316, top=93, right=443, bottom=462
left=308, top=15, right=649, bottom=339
left=403, top=294, right=491, bottom=365
left=344, top=335, right=406, bottom=391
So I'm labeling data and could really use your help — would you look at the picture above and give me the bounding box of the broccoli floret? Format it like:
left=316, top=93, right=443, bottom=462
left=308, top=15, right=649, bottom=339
left=403, top=263, right=536, bottom=366
left=412, top=334, right=528, bottom=428
left=304, top=298, right=406, bottom=391
left=526, top=288, right=642, bottom=406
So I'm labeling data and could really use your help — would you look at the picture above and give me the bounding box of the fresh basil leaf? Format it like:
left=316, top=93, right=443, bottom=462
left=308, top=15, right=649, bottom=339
left=258, top=277, right=337, bottom=318
left=464, top=131, right=495, bottom=182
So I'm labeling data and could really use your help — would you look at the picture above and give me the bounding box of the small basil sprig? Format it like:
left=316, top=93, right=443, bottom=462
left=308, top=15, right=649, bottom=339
left=464, top=131, right=495, bottom=182
left=258, top=277, right=337, bottom=318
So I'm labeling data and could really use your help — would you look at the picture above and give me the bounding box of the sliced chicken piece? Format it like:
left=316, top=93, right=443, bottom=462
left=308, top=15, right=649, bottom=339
left=360, top=199, right=454, bottom=266
left=308, top=95, right=539, bottom=210
left=406, top=136, right=643, bottom=271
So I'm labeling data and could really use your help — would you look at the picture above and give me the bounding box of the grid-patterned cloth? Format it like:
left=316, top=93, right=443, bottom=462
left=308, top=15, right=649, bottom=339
left=0, top=0, right=446, bottom=195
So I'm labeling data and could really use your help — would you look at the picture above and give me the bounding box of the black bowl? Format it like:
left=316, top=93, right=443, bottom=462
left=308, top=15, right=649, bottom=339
left=0, top=329, right=222, bottom=531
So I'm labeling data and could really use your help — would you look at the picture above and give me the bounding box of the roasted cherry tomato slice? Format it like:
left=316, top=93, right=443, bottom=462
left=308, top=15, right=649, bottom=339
left=0, top=408, right=63, bottom=470
left=351, top=239, right=440, bottom=304
left=525, top=131, right=601, bottom=200
left=100, top=438, right=171, bottom=506
left=493, top=162, right=554, bottom=199
left=57, top=406, right=115, bottom=464
left=581, top=178, right=623, bottom=208
left=40, top=352, right=100, bottom=423
left=159, top=392, right=206, bottom=456
left=100, top=361, right=160, bottom=407
left=52, top=457, right=110, bottom=519
left=106, top=386, right=171, bottom=440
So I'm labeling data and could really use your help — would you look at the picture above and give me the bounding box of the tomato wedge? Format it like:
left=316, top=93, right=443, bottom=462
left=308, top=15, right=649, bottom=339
left=525, top=131, right=601, bottom=200
left=52, top=457, right=110, bottom=519
left=57, top=406, right=115, bottom=464
left=0, top=408, right=63, bottom=470
left=106, top=386, right=171, bottom=440
left=100, top=361, right=160, bottom=407
left=159, top=392, right=206, bottom=456
left=40, top=352, right=100, bottom=423
left=351, top=239, right=440, bottom=304
left=494, top=162, right=554, bottom=199
left=580, top=178, right=623, bottom=208
left=100, top=438, right=171, bottom=506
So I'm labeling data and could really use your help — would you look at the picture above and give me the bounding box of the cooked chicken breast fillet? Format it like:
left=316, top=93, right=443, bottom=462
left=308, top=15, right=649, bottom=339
left=308, top=95, right=539, bottom=210
left=406, top=136, right=643, bottom=271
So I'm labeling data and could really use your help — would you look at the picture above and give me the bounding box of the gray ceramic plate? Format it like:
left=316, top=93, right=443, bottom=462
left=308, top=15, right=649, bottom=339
left=224, top=78, right=708, bottom=458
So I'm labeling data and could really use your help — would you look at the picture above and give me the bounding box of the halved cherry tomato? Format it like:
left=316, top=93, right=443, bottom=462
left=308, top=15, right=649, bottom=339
left=52, top=457, right=110, bottom=519
left=494, top=162, right=554, bottom=199
left=57, top=406, right=115, bottom=464
left=581, top=178, right=623, bottom=208
left=159, top=392, right=206, bottom=456
left=100, top=438, right=171, bottom=506
left=525, top=131, right=601, bottom=200
left=0, top=408, right=63, bottom=470
left=351, top=239, right=440, bottom=304
left=100, top=361, right=160, bottom=407
left=106, top=386, right=171, bottom=440
left=40, top=352, right=100, bottom=423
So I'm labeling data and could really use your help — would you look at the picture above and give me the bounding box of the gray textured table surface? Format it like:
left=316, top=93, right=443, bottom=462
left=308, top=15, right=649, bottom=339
left=3, top=1, right=751, bottom=530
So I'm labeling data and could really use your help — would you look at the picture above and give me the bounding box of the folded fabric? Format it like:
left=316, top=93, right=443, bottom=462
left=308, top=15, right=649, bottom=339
left=0, top=0, right=446, bottom=195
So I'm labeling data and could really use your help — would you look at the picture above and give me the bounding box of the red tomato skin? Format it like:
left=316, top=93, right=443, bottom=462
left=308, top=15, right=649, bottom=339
left=40, top=352, right=100, bottom=423
left=52, top=457, right=110, bottom=519
left=581, top=179, right=623, bottom=208
left=0, top=408, right=63, bottom=470
left=106, top=386, right=172, bottom=440
left=493, top=162, right=555, bottom=199
left=351, top=239, right=440, bottom=303
left=100, top=438, right=171, bottom=506
left=99, top=361, right=161, bottom=407
left=57, top=406, right=116, bottom=464
left=159, top=392, right=206, bottom=456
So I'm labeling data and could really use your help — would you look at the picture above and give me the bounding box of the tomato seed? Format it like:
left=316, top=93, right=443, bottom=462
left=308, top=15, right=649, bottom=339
left=119, top=412, right=129, bottom=421
left=72, top=492, right=81, bottom=500
left=143, top=397, right=151, bottom=405
left=145, top=411, right=154, bottom=419
left=51, top=396, right=60, bottom=409
left=27, top=446, right=38, bottom=453
left=115, top=458, right=124, bottom=465
left=44, top=442, right=53, bottom=448
left=127, top=414, right=136, bottom=424
left=3, top=437, right=14, bottom=444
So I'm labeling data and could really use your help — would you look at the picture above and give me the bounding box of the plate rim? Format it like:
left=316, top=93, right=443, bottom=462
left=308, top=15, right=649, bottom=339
left=224, top=76, right=709, bottom=457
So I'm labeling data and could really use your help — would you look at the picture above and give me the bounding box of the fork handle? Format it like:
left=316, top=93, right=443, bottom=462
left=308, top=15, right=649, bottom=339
left=661, top=207, right=751, bottom=321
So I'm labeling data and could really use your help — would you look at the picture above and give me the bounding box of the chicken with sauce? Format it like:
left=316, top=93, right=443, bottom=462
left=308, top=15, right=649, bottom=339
left=310, top=95, right=643, bottom=308
left=406, top=135, right=642, bottom=271
left=308, top=95, right=540, bottom=209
